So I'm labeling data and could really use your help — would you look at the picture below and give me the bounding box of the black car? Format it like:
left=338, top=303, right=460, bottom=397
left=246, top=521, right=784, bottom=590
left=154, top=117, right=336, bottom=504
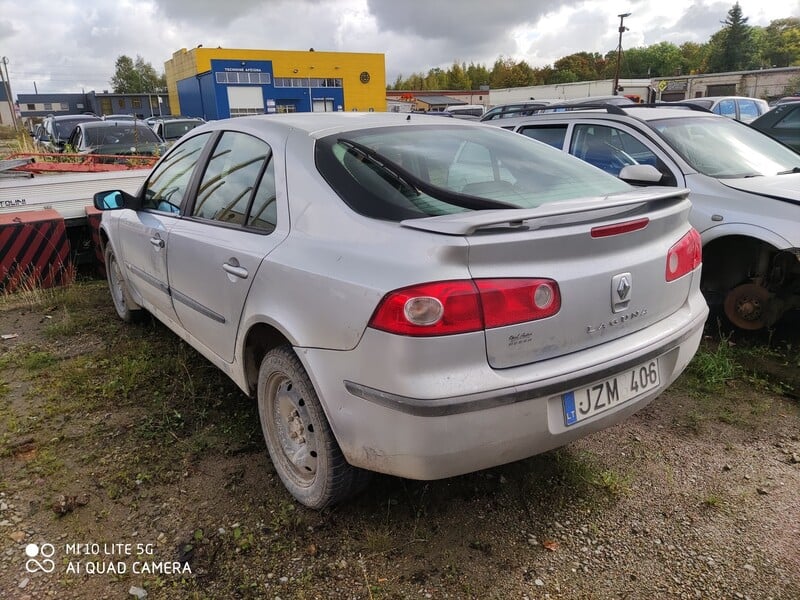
left=66, top=120, right=166, bottom=157
left=32, top=114, right=101, bottom=152
left=749, top=102, right=800, bottom=152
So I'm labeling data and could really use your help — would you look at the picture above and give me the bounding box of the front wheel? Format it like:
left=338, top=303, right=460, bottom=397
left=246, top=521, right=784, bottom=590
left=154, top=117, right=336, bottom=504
left=257, top=345, right=370, bottom=509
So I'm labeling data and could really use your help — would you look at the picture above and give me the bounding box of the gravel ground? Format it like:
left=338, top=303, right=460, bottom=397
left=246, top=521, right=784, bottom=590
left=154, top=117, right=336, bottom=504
left=1, top=290, right=799, bottom=599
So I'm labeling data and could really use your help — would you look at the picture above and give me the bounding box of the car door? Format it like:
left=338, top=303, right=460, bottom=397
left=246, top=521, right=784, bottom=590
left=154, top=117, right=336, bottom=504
left=165, top=129, right=288, bottom=363
left=115, top=132, right=213, bottom=325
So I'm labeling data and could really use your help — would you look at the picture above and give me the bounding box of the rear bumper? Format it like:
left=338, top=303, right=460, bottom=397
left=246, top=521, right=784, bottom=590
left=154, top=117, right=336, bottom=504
left=299, top=296, right=708, bottom=480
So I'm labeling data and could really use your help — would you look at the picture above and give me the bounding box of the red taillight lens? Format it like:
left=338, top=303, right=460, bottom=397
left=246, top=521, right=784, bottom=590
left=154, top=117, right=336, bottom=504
left=476, top=278, right=560, bottom=328
left=666, top=228, right=702, bottom=282
left=369, top=278, right=561, bottom=336
left=591, top=218, right=650, bottom=238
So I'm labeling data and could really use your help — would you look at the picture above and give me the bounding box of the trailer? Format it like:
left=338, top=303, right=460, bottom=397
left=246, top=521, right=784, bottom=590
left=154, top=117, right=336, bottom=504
left=0, top=167, right=150, bottom=291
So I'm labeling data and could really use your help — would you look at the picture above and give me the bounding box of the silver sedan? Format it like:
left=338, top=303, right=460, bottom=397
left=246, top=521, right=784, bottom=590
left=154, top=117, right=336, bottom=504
left=93, top=113, right=708, bottom=508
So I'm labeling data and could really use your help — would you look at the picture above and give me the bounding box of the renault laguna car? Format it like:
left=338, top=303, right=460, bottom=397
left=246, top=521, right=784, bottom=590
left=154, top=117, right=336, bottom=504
left=92, top=113, right=707, bottom=508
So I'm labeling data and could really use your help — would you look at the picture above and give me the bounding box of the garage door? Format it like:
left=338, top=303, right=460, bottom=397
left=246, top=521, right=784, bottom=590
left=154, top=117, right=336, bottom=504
left=227, top=87, right=265, bottom=117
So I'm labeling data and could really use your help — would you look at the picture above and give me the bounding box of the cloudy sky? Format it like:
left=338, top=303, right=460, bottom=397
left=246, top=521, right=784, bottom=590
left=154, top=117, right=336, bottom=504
left=1, top=0, right=797, bottom=95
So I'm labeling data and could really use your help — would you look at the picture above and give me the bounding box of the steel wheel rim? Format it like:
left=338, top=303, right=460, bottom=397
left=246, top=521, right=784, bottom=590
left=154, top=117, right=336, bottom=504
left=266, top=372, right=318, bottom=484
left=108, top=256, right=127, bottom=313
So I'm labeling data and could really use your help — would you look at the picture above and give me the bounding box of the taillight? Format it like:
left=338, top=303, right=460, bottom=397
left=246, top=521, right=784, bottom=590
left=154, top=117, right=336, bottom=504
left=666, top=228, right=702, bottom=282
left=369, top=278, right=561, bottom=336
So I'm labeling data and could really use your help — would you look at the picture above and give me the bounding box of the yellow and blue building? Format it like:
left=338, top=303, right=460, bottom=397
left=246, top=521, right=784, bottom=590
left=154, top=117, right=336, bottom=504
left=164, top=47, right=386, bottom=119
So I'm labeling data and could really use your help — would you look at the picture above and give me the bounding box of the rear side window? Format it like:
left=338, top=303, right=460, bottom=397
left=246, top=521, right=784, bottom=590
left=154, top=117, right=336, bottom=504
left=517, top=125, right=567, bottom=148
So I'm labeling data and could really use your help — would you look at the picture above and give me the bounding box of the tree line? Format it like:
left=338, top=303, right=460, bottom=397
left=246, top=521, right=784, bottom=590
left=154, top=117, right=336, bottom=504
left=389, top=4, right=800, bottom=91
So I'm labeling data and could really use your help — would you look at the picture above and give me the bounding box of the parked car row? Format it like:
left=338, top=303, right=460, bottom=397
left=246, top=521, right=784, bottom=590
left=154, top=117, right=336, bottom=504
left=32, top=114, right=205, bottom=155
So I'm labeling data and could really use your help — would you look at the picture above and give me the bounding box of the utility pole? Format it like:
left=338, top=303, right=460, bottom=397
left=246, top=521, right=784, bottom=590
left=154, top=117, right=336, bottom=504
left=1, top=56, right=20, bottom=131
left=612, top=13, right=631, bottom=96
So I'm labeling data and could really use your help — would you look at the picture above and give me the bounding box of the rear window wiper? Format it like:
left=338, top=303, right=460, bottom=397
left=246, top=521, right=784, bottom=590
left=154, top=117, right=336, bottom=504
left=337, top=138, right=517, bottom=211
left=777, top=166, right=800, bottom=175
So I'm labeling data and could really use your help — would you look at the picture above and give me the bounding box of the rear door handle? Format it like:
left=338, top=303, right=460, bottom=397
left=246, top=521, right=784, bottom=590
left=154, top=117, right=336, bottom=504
left=223, top=261, right=249, bottom=279
left=149, top=236, right=165, bottom=248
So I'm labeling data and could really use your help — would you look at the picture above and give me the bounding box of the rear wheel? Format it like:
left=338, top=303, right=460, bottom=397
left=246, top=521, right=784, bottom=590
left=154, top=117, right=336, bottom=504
left=257, top=345, right=370, bottom=509
left=105, top=245, right=143, bottom=323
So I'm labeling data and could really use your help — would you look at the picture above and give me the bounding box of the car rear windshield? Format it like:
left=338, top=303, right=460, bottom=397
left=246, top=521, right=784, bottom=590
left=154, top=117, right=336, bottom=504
left=54, top=118, right=94, bottom=138
left=315, top=124, right=631, bottom=221
left=86, top=125, right=161, bottom=146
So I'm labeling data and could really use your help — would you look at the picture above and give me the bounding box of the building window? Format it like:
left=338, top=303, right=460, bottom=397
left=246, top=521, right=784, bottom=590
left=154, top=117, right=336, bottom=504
left=132, top=98, right=142, bottom=109
left=274, top=77, right=342, bottom=88
left=117, top=99, right=125, bottom=109
left=26, top=104, right=35, bottom=110
left=101, top=98, right=113, bottom=114
left=43, top=103, right=52, bottom=111
left=215, top=72, right=271, bottom=85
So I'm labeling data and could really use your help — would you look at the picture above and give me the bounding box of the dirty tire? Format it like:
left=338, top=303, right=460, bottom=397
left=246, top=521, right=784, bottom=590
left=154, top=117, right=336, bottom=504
left=257, top=345, right=371, bottom=509
left=105, top=245, right=143, bottom=323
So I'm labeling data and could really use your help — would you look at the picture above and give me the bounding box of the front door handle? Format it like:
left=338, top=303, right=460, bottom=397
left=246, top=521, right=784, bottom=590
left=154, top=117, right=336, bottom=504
left=149, top=236, right=165, bottom=248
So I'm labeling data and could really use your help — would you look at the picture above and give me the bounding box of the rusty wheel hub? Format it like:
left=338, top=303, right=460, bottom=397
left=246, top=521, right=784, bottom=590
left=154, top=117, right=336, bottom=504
left=723, top=283, right=770, bottom=331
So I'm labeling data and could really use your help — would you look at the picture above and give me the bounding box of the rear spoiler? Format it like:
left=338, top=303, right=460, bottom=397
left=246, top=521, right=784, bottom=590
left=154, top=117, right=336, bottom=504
left=400, top=187, right=690, bottom=235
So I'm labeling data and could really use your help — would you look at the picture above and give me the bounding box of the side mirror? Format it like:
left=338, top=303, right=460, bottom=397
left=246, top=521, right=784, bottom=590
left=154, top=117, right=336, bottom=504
left=618, top=164, right=663, bottom=186
left=93, top=189, right=140, bottom=210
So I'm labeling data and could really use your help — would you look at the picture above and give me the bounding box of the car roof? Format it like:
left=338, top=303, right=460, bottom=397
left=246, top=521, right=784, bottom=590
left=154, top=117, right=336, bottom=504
left=79, top=120, right=152, bottom=130
left=685, top=96, right=764, bottom=101
left=482, top=103, right=717, bottom=127
left=192, top=112, right=484, bottom=139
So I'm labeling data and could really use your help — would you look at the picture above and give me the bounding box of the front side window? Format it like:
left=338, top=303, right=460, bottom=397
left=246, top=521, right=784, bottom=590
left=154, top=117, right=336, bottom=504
left=774, top=106, right=800, bottom=129
left=315, top=124, right=630, bottom=221
left=143, top=133, right=211, bottom=212
left=193, top=132, right=272, bottom=225
left=569, top=123, right=676, bottom=184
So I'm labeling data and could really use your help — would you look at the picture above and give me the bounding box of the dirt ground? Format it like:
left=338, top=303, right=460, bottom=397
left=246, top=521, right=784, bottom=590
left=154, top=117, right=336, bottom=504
left=1, top=282, right=799, bottom=600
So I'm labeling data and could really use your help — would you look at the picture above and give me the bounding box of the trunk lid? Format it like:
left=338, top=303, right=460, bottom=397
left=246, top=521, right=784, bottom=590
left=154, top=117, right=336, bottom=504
left=408, top=188, right=696, bottom=369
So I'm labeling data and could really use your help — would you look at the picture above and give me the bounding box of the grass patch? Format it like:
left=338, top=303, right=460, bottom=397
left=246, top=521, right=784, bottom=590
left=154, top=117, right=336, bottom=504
left=684, top=336, right=739, bottom=394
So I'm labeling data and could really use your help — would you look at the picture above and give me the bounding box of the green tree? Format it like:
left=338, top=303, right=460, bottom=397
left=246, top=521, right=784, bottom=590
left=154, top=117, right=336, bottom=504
left=110, top=55, right=167, bottom=93
left=760, top=18, right=800, bottom=67
left=707, top=3, right=758, bottom=72
left=553, top=52, right=604, bottom=81
left=679, top=42, right=709, bottom=74
left=446, top=62, right=472, bottom=90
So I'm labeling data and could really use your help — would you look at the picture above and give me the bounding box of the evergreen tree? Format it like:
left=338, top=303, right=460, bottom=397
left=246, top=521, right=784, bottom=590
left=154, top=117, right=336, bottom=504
left=707, top=3, right=757, bottom=72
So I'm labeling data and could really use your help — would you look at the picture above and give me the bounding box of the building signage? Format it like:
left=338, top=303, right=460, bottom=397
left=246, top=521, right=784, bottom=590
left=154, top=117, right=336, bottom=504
left=658, top=79, right=688, bottom=92
left=223, top=67, right=264, bottom=73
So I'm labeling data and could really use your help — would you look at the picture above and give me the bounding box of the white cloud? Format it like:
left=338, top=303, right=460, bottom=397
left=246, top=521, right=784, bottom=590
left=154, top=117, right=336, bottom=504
left=0, top=0, right=795, bottom=94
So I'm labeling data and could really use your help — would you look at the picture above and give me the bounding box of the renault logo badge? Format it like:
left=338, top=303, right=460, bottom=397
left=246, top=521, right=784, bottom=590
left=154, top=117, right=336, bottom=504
left=611, top=273, right=632, bottom=313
